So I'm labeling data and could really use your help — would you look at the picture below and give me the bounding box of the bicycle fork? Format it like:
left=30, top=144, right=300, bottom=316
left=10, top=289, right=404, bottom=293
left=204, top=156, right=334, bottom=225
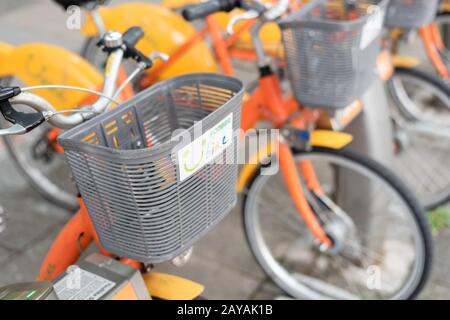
left=278, top=142, right=333, bottom=248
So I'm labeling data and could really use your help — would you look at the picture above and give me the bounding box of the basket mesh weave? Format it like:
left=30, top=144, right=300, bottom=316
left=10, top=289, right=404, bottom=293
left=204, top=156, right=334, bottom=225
left=385, top=0, right=440, bottom=29
left=59, top=73, right=243, bottom=263
left=279, top=0, right=388, bottom=109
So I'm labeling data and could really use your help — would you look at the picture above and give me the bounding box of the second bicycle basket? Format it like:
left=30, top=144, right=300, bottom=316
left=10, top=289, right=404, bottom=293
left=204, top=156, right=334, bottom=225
left=58, top=73, right=244, bottom=263
left=279, top=0, right=388, bottom=109
left=384, top=0, right=440, bottom=29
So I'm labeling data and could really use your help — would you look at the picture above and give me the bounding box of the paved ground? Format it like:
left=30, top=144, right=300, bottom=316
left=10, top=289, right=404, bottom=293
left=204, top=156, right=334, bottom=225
left=0, top=0, right=449, bottom=300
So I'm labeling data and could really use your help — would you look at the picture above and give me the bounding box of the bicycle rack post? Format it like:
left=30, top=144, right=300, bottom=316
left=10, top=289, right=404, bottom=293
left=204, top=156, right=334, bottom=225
left=339, top=79, right=394, bottom=253
left=346, top=79, right=394, bottom=166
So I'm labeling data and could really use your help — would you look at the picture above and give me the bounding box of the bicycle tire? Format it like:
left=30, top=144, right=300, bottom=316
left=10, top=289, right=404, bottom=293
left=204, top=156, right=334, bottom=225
left=242, top=147, right=432, bottom=300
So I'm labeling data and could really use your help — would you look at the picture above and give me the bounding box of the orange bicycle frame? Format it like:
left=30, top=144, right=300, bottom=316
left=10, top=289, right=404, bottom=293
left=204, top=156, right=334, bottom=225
left=140, top=14, right=257, bottom=87
left=40, top=3, right=335, bottom=279
left=419, top=24, right=450, bottom=80
left=242, top=70, right=332, bottom=247
left=37, top=199, right=141, bottom=281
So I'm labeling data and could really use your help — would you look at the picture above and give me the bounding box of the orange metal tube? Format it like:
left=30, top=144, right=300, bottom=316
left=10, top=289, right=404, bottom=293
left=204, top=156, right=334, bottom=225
left=79, top=200, right=111, bottom=256
left=258, top=75, right=290, bottom=126
left=419, top=25, right=450, bottom=79
left=46, top=128, right=64, bottom=154
left=279, top=143, right=332, bottom=247
left=206, top=16, right=234, bottom=75
left=119, top=258, right=142, bottom=270
left=240, top=89, right=263, bottom=132
left=37, top=208, right=93, bottom=281
left=225, top=19, right=255, bottom=48
left=37, top=200, right=112, bottom=281
left=229, top=49, right=258, bottom=61
left=299, top=160, right=324, bottom=195
left=430, top=23, right=446, bottom=51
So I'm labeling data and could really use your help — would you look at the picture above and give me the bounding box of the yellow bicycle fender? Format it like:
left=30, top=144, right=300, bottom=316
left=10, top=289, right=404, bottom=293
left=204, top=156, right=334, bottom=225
left=142, top=272, right=205, bottom=300
left=392, top=55, right=421, bottom=69
left=237, top=141, right=273, bottom=193
left=0, top=42, right=14, bottom=61
left=310, top=130, right=353, bottom=150
left=237, top=130, right=353, bottom=191
left=0, top=43, right=102, bottom=110
left=81, top=3, right=217, bottom=81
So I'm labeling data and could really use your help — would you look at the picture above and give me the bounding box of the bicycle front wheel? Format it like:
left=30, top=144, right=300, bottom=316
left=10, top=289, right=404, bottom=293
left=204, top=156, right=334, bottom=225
left=0, top=123, right=79, bottom=211
left=242, top=147, right=432, bottom=300
left=387, top=67, right=450, bottom=209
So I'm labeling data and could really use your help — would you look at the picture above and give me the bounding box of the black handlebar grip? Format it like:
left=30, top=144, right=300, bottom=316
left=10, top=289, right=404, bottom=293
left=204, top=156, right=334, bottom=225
left=122, top=26, right=145, bottom=48
left=181, top=0, right=240, bottom=21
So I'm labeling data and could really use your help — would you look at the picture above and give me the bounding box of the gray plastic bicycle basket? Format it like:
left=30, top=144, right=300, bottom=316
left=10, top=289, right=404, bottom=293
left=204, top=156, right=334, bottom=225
left=279, top=0, right=388, bottom=109
left=384, top=0, right=440, bottom=29
left=58, top=73, right=244, bottom=263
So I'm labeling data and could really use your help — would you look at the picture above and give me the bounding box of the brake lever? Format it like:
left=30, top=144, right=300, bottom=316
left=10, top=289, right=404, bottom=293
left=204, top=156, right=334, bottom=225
left=0, top=87, right=46, bottom=135
left=0, top=100, right=46, bottom=135
left=263, top=0, right=290, bottom=21
left=226, top=10, right=260, bottom=35
left=149, top=51, right=169, bottom=63
left=125, top=47, right=169, bottom=71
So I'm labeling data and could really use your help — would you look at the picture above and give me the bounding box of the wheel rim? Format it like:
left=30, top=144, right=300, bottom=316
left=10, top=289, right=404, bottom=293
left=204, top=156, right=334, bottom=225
left=1, top=125, right=79, bottom=210
left=435, top=15, right=450, bottom=63
left=388, top=71, right=450, bottom=208
left=244, top=151, right=426, bottom=299
left=392, top=121, right=450, bottom=209
left=390, top=72, right=450, bottom=127
left=0, top=77, right=79, bottom=211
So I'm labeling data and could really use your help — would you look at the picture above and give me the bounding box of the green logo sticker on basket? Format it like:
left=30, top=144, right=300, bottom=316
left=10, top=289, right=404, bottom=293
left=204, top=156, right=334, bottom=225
left=178, top=113, right=234, bottom=182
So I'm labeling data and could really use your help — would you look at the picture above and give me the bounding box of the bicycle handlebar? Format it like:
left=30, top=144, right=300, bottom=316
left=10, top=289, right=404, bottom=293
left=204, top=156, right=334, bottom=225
left=181, top=0, right=288, bottom=23
left=182, top=0, right=240, bottom=21
left=0, top=27, right=162, bottom=136
left=0, top=48, right=122, bottom=137
left=122, top=26, right=144, bottom=48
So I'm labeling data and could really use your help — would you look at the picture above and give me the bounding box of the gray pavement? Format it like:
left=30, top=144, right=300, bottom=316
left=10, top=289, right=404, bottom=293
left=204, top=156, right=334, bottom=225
left=0, top=0, right=449, bottom=300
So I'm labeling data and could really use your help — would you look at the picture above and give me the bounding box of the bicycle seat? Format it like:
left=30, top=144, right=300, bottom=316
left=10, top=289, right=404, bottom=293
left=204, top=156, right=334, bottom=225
left=53, top=0, right=107, bottom=9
